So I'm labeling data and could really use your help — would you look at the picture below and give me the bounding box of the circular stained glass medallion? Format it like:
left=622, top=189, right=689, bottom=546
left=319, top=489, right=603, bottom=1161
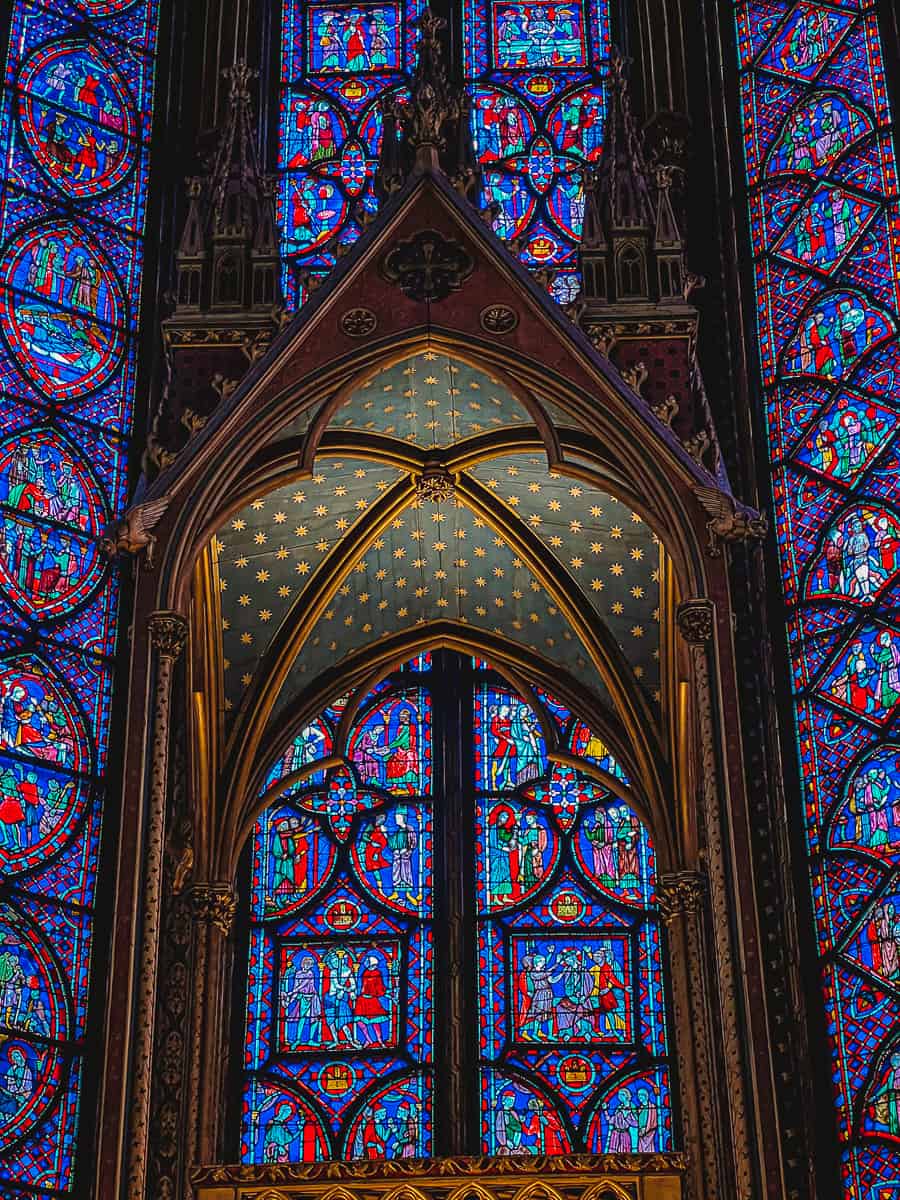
left=0, top=428, right=109, bottom=620
left=0, top=904, right=70, bottom=1151
left=0, top=653, right=93, bottom=877
left=18, top=41, right=137, bottom=199
left=0, top=224, right=125, bottom=400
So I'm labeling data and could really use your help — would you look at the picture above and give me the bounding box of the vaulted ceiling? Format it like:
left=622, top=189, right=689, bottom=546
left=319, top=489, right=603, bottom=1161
left=210, top=350, right=666, bottom=742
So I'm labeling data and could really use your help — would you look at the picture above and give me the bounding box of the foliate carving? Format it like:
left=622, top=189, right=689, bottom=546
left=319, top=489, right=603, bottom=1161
left=191, top=884, right=239, bottom=935
left=620, top=362, right=648, bottom=395
left=382, top=230, right=474, bottom=303
left=683, top=427, right=711, bottom=464
left=341, top=307, right=378, bottom=338
left=149, top=612, right=189, bottom=661
left=651, top=394, right=679, bottom=426
left=693, top=486, right=768, bottom=557
left=584, top=324, right=618, bottom=356
left=658, top=870, right=706, bottom=925
left=676, top=600, right=714, bottom=645
left=479, top=304, right=519, bottom=334
left=101, top=494, right=171, bottom=568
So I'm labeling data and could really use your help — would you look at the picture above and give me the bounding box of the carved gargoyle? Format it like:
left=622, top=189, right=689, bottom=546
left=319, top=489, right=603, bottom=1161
left=101, top=495, right=171, bottom=569
left=694, top=486, right=768, bottom=557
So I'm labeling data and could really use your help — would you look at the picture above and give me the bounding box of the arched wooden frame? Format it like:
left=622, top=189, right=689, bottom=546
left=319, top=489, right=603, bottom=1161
left=102, top=312, right=769, bottom=1200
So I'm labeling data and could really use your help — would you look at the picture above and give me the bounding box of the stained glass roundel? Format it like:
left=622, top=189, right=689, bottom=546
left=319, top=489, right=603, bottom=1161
left=0, top=654, right=92, bottom=877
left=0, top=223, right=125, bottom=400
left=0, top=429, right=109, bottom=620
left=0, top=903, right=69, bottom=1150
left=17, top=42, right=138, bottom=199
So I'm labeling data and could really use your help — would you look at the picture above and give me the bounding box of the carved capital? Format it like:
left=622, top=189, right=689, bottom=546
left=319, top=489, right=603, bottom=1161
left=658, top=870, right=706, bottom=925
left=149, top=611, right=189, bottom=661
left=191, top=884, right=239, bottom=935
left=676, top=599, right=714, bottom=645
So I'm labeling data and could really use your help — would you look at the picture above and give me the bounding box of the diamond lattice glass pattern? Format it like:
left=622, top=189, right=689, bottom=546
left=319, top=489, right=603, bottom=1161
left=733, top=1, right=900, bottom=1192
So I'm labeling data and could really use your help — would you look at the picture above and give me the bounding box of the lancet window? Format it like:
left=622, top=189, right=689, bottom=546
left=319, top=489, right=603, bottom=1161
left=0, top=0, right=159, bottom=1190
left=277, top=0, right=424, bottom=305
left=462, top=0, right=610, bottom=302
left=733, top=0, right=900, bottom=1192
left=238, top=655, right=672, bottom=1162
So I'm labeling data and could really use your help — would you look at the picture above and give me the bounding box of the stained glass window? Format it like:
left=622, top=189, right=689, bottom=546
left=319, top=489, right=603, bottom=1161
left=0, top=0, right=159, bottom=1190
left=278, top=0, right=424, bottom=305
left=240, top=656, right=672, bottom=1160
left=733, top=1, right=900, bottom=1193
left=463, top=0, right=611, bottom=302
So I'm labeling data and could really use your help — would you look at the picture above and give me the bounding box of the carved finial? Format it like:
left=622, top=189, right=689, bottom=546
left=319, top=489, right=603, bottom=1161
left=222, top=59, right=257, bottom=103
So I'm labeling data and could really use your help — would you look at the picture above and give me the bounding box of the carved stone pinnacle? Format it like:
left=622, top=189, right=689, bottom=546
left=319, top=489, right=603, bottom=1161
left=676, top=599, right=714, bottom=645
left=149, top=612, right=189, bottom=661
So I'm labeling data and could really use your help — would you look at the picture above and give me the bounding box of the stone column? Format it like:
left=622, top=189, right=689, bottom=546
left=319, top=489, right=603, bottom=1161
left=126, top=612, right=189, bottom=1200
left=677, top=599, right=753, bottom=1200
left=659, top=869, right=719, bottom=1200
left=190, top=882, right=239, bottom=1171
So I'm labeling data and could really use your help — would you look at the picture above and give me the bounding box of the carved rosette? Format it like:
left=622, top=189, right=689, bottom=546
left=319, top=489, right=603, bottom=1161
left=415, top=466, right=457, bottom=505
left=676, top=599, right=713, bottom=645
left=191, top=883, right=239, bottom=936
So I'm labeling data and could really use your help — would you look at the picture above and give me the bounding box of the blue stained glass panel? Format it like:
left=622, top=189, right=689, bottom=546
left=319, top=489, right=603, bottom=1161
left=0, top=0, right=160, bottom=1189
left=243, top=684, right=434, bottom=1163
left=243, top=670, right=673, bottom=1161
left=473, top=682, right=671, bottom=1155
left=278, top=0, right=424, bottom=306
left=734, top=0, right=900, bottom=1191
left=463, top=0, right=610, bottom=297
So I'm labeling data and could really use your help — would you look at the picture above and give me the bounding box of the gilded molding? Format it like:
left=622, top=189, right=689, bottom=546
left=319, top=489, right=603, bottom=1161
left=193, top=1154, right=685, bottom=1185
